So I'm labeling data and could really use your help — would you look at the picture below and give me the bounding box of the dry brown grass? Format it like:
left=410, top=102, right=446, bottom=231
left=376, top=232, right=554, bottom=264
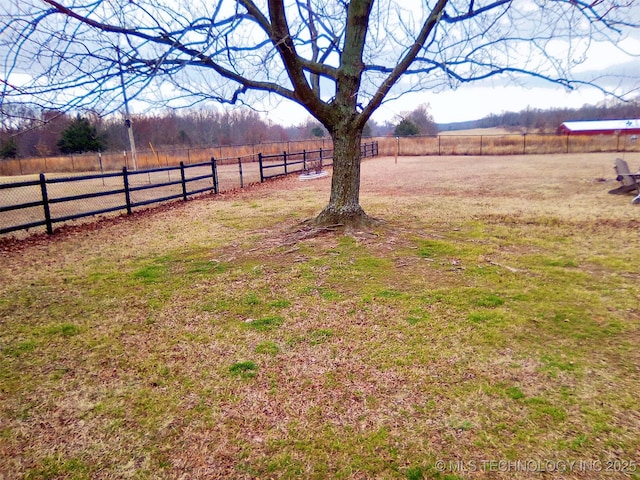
left=375, top=134, right=640, bottom=157
left=0, top=139, right=333, bottom=176
left=4, top=134, right=638, bottom=177
left=1, top=152, right=639, bottom=479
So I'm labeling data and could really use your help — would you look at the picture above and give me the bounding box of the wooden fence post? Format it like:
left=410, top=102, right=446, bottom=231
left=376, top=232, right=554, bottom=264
left=258, top=153, right=264, bottom=182
left=180, top=161, right=188, bottom=201
left=211, top=157, right=219, bottom=194
left=123, top=167, right=132, bottom=215
left=39, top=173, right=53, bottom=234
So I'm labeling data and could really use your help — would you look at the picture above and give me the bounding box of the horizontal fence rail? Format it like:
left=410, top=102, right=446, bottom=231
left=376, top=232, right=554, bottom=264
left=1, top=141, right=378, bottom=237
left=0, top=160, right=218, bottom=236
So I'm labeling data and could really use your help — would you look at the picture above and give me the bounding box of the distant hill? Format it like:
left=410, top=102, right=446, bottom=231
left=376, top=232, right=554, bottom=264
left=437, top=97, right=640, bottom=133
left=437, top=120, right=480, bottom=132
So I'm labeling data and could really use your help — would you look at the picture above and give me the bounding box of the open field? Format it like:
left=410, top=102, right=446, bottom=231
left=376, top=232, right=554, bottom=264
left=0, top=139, right=332, bottom=177
left=1, top=153, right=639, bottom=479
left=3, top=132, right=639, bottom=177
left=438, top=128, right=513, bottom=136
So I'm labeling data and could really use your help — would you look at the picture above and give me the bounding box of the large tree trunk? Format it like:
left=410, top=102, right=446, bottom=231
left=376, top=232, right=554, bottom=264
left=314, top=125, right=373, bottom=228
left=311, top=1, right=375, bottom=229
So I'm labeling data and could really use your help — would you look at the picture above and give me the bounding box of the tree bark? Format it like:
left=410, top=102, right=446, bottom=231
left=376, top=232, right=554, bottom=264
left=314, top=125, right=373, bottom=228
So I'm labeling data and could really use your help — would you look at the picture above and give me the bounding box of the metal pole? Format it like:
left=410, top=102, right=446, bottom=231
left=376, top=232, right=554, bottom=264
left=117, top=47, right=138, bottom=171
left=395, top=136, right=399, bottom=164
left=99, top=153, right=105, bottom=186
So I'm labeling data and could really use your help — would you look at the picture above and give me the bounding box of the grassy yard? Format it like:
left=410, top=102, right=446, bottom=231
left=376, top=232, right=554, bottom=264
left=1, top=153, right=639, bottom=479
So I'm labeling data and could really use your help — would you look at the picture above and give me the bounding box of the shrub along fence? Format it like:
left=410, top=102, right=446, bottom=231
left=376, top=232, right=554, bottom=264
left=0, top=141, right=378, bottom=237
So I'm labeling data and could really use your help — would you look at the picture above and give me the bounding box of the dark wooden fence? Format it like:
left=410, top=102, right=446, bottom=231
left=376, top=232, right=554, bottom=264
left=259, top=141, right=378, bottom=181
left=0, top=160, right=219, bottom=236
left=0, top=142, right=378, bottom=236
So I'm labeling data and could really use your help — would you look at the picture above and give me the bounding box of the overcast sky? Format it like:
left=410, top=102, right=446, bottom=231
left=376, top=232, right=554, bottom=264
left=261, top=82, right=614, bottom=126
left=260, top=33, right=640, bottom=127
left=262, top=57, right=640, bottom=127
left=3, top=1, right=638, bottom=128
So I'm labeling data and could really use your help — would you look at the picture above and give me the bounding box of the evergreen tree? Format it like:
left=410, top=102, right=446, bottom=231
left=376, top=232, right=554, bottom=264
left=57, top=115, right=105, bottom=154
left=310, top=126, right=325, bottom=138
left=394, top=119, right=420, bottom=137
left=0, top=138, right=18, bottom=159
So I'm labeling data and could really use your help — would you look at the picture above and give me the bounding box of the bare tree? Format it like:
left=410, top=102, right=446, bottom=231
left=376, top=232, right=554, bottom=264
left=1, top=0, right=638, bottom=226
left=407, top=105, right=438, bottom=136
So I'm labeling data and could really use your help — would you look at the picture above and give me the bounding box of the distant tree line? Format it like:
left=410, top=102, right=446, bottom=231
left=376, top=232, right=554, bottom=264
left=3, top=98, right=638, bottom=159
left=438, top=97, right=640, bottom=133
left=0, top=105, right=295, bottom=159
left=0, top=100, right=439, bottom=159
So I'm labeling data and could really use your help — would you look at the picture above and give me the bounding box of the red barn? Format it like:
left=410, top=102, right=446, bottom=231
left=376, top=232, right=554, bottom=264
left=558, top=119, right=640, bottom=136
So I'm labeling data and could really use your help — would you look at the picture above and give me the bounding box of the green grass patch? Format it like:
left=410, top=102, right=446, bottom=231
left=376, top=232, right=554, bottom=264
left=229, top=361, right=258, bottom=379
left=45, top=323, right=81, bottom=337
left=474, top=293, right=505, bottom=307
left=255, top=341, right=280, bottom=355
left=308, top=329, right=333, bottom=345
left=245, top=315, right=285, bottom=331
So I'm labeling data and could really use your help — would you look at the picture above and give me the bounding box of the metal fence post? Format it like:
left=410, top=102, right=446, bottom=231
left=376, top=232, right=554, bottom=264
left=39, top=173, right=53, bottom=234
left=303, top=149, right=307, bottom=171
left=283, top=151, right=288, bottom=175
left=258, top=153, right=264, bottom=182
left=123, top=166, right=132, bottom=215
left=180, top=161, right=188, bottom=201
